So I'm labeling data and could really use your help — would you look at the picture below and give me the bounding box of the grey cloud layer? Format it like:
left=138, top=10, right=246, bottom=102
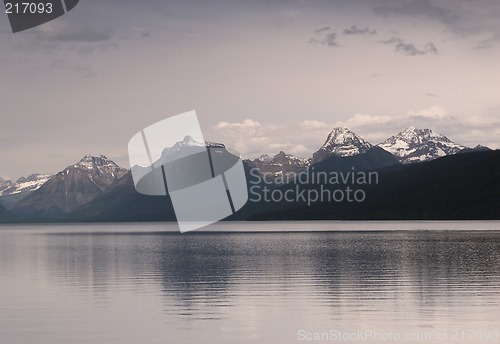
left=309, top=30, right=339, bottom=47
left=374, top=0, right=457, bottom=26
left=380, top=37, right=438, bottom=56
left=374, top=0, right=500, bottom=47
left=342, top=25, right=376, bottom=35
left=310, top=25, right=438, bottom=57
left=314, top=26, right=332, bottom=33
left=36, top=26, right=113, bottom=42
left=310, top=24, right=376, bottom=48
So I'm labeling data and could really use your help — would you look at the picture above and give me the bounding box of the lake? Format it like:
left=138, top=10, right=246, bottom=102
left=1, top=222, right=500, bottom=343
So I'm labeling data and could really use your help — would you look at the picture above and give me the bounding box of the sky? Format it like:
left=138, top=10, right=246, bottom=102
left=1, top=0, right=500, bottom=180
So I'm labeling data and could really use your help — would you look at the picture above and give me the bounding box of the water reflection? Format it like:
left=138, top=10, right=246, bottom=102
left=1, top=227, right=500, bottom=344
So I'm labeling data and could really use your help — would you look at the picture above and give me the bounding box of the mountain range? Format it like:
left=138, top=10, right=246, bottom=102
left=0, top=126, right=497, bottom=222
left=379, top=126, right=467, bottom=164
left=245, top=151, right=310, bottom=181
left=249, top=149, right=500, bottom=221
left=247, top=126, right=490, bottom=176
left=7, top=155, right=126, bottom=218
left=0, top=173, right=52, bottom=206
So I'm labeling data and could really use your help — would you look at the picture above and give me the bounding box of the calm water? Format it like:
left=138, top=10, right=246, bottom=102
left=1, top=222, right=500, bottom=344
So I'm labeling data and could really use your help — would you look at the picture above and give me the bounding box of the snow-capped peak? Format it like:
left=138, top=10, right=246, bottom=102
left=312, top=127, right=373, bottom=163
left=74, top=155, right=122, bottom=171
left=177, top=135, right=205, bottom=147
left=55, top=155, right=127, bottom=186
left=398, top=126, right=446, bottom=143
left=152, top=136, right=227, bottom=168
left=257, top=154, right=271, bottom=163
left=170, top=136, right=226, bottom=149
left=378, top=127, right=466, bottom=164
left=15, top=173, right=52, bottom=184
left=271, top=151, right=309, bottom=165
left=0, top=173, right=52, bottom=197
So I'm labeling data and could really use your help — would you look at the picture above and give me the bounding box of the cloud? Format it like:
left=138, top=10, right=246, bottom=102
left=309, top=32, right=339, bottom=47
left=130, top=26, right=152, bottom=38
left=324, top=33, right=339, bottom=47
left=212, top=118, right=332, bottom=158
left=309, top=26, right=341, bottom=47
left=374, top=0, right=500, bottom=37
left=214, top=118, right=261, bottom=135
left=314, top=26, right=331, bottom=33
left=327, top=106, right=448, bottom=144
left=475, top=40, right=493, bottom=50
left=334, top=105, right=500, bottom=148
left=218, top=134, right=309, bottom=160
left=408, top=105, right=448, bottom=120
left=307, top=38, right=322, bottom=45
left=423, top=42, right=438, bottom=54
left=380, top=36, right=438, bottom=56
left=374, top=0, right=457, bottom=25
left=210, top=106, right=500, bottom=159
left=269, top=142, right=309, bottom=156
left=379, top=36, right=400, bottom=45
left=424, top=92, right=439, bottom=97
left=335, top=113, right=392, bottom=128
left=474, top=33, right=500, bottom=49
left=49, top=59, right=97, bottom=78
left=396, top=41, right=438, bottom=55
left=36, top=25, right=113, bottom=42
left=299, top=120, right=329, bottom=129
left=343, top=25, right=376, bottom=35
left=462, top=114, right=500, bottom=128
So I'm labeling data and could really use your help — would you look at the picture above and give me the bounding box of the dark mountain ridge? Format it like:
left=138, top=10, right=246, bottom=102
left=11, top=155, right=127, bottom=218
left=250, top=150, right=500, bottom=220
left=1, top=127, right=497, bottom=222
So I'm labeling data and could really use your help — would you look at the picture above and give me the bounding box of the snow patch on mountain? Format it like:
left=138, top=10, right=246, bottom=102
left=61, top=155, right=127, bottom=188
left=312, top=127, right=373, bottom=164
left=10, top=155, right=128, bottom=215
left=0, top=174, right=52, bottom=197
left=0, top=178, right=13, bottom=196
left=256, top=154, right=271, bottom=163
left=378, top=126, right=466, bottom=164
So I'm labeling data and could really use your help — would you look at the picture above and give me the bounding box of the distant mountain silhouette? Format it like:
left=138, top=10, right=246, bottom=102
left=11, top=155, right=127, bottom=218
left=245, top=151, right=309, bottom=182
left=311, top=146, right=399, bottom=172
left=0, top=203, right=9, bottom=218
left=250, top=150, right=500, bottom=220
left=69, top=157, right=262, bottom=222
left=68, top=171, right=177, bottom=222
left=0, top=127, right=498, bottom=223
